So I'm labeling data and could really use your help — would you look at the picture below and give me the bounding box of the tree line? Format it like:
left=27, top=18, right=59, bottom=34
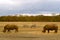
left=0, top=15, right=60, bottom=22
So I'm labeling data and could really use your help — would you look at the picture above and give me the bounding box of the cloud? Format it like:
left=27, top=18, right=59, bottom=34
left=0, top=0, right=60, bottom=16
left=47, top=0, right=60, bottom=2
left=0, top=0, right=16, bottom=5
left=0, top=0, right=43, bottom=6
left=0, top=0, right=43, bottom=9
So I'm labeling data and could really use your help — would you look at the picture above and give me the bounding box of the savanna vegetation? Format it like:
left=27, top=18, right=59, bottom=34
left=0, top=15, right=60, bottom=22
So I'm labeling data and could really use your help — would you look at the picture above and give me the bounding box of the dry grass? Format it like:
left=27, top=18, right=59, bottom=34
left=0, top=22, right=60, bottom=40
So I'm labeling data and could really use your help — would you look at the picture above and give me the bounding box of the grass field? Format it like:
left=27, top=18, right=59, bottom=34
left=0, top=22, right=60, bottom=40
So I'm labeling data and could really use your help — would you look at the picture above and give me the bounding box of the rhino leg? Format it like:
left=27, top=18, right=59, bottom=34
left=8, top=29, right=11, bottom=32
left=15, top=28, right=18, bottom=32
left=55, top=30, right=58, bottom=33
left=48, top=30, right=50, bottom=33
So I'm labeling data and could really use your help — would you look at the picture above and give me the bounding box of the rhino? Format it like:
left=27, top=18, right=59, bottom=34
left=42, top=24, right=58, bottom=33
left=3, top=24, right=18, bottom=33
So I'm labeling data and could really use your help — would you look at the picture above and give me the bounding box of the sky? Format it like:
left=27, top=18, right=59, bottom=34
left=0, top=0, right=60, bottom=16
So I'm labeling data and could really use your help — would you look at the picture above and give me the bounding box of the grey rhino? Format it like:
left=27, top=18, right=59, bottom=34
left=42, top=24, right=58, bottom=33
left=3, top=24, right=18, bottom=33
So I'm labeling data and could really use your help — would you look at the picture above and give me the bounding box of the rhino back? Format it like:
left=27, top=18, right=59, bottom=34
left=4, top=24, right=18, bottom=29
left=44, top=24, right=58, bottom=30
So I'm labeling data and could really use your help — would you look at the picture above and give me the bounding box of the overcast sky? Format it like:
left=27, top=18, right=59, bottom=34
left=0, top=0, right=60, bottom=16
